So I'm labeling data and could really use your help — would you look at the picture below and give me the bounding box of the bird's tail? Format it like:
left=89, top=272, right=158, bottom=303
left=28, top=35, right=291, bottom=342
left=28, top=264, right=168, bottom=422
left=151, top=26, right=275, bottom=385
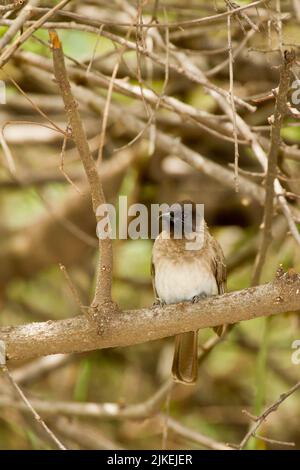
left=172, top=331, right=198, bottom=385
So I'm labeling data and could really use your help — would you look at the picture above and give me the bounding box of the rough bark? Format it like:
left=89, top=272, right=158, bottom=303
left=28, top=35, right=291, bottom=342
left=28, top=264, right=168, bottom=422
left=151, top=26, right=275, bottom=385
left=0, top=269, right=299, bottom=362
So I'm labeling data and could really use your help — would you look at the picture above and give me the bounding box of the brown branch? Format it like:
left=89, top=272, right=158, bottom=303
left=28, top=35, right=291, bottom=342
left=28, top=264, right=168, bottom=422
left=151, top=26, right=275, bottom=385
left=0, top=0, right=71, bottom=68
left=15, top=50, right=264, bottom=203
left=253, top=434, right=295, bottom=448
left=0, top=1, right=24, bottom=12
left=1, top=364, right=66, bottom=450
left=30, top=1, right=267, bottom=29
left=171, top=45, right=300, bottom=248
left=0, top=0, right=40, bottom=51
left=252, top=50, right=295, bottom=285
left=0, top=393, right=232, bottom=450
left=0, top=146, right=137, bottom=288
left=0, top=325, right=231, bottom=449
left=11, top=354, right=72, bottom=386
left=52, top=417, right=124, bottom=450
left=226, top=4, right=239, bottom=190
left=15, top=50, right=245, bottom=146
left=6, top=19, right=254, bottom=111
left=49, top=30, right=113, bottom=309
left=162, top=416, right=234, bottom=450
left=239, top=379, right=300, bottom=449
left=0, top=269, right=299, bottom=362
left=0, top=379, right=173, bottom=420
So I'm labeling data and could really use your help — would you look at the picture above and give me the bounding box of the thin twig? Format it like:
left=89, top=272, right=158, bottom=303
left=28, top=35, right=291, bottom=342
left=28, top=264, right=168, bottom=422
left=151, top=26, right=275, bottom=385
left=254, top=433, right=295, bottom=447
left=30, top=1, right=268, bottom=29
left=97, top=21, right=136, bottom=163
left=1, top=364, right=66, bottom=450
left=164, top=416, right=234, bottom=450
left=239, top=380, right=300, bottom=449
left=0, top=0, right=72, bottom=68
left=59, top=124, right=83, bottom=194
left=59, top=264, right=86, bottom=314
left=0, top=0, right=41, bottom=51
left=251, top=50, right=295, bottom=285
left=226, top=6, right=239, bottom=191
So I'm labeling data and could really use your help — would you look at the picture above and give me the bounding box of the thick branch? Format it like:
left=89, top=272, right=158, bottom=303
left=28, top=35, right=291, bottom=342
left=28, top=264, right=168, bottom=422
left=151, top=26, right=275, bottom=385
left=0, top=269, right=299, bottom=362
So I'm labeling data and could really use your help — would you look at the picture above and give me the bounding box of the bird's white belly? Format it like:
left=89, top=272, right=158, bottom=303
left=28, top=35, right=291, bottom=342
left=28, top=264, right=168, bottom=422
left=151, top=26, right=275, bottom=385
left=155, top=260, right=218, bottom=304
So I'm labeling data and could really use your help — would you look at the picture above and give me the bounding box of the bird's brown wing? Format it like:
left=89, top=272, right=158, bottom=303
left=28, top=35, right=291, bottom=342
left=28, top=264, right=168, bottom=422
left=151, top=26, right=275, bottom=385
left=212, top=237, right=227, bottom=295
left=211, top=237, right=227, bottom=336
left=151, top=258, right=158, bottom=300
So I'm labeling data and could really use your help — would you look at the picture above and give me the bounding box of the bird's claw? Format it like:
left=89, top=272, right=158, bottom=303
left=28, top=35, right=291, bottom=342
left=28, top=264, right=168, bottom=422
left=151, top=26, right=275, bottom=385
left=192, top=293, right=208, bottom=303
left=153, top=298, right=166, bottom=307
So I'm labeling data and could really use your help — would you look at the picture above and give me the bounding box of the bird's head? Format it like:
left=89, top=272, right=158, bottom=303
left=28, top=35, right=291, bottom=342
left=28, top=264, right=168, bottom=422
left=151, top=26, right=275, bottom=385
left=159, top=200, right=200, bottom=236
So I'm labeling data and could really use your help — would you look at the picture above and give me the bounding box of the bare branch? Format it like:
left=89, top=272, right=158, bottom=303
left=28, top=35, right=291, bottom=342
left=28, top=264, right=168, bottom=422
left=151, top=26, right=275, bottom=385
left=49, top=30, right=114, bottom=309
left=0, top=0, right=72, bottom=68
left=1, top=364, right=66, bottom=450
left=0, top=0, right=41, bottom=51
left=30, top=1, right=268, bottom=30
left=240, top=379, right=300, bottom=449
left=0, top=379, right=173, bottom=420
left=0, top=269, right=299, bottom=362
left=252, top=50, right=295, bottom=285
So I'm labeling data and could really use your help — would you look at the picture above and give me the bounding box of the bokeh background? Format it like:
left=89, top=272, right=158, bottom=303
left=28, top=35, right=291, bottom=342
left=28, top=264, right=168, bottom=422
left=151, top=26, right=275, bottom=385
left=0, top=0, right=300, bottom=450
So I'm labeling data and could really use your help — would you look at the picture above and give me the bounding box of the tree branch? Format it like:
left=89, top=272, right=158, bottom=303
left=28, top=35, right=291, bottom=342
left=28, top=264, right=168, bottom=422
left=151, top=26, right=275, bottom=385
left=0, top=380, right=173, bottom=420
left=49, top=30, right=113, bottom=308
left=29, top=1, right=267, bottom=30
left=0, top=269, right=299, bottom=362
left=252, top=50, right=295, bottom=285
left=0, top=0, right=41, bottom=51
left=0, top=0, right=71, bottom=68
left=1, top=364, right=66, bottom=450
left=240, top=379, right=300, bottom=449
left=15, top=50, right=264, bottom=204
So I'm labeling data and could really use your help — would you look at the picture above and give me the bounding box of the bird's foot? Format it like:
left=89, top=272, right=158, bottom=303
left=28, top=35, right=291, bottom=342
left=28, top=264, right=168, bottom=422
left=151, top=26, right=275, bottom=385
left=192, top=292, right=208, bottom=303
left=153, top=297, right=166, bottom=307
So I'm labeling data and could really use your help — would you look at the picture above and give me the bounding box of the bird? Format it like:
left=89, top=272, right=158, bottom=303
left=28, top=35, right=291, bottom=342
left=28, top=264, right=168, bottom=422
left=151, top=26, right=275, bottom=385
left=151, top=201, right=227, bottom=385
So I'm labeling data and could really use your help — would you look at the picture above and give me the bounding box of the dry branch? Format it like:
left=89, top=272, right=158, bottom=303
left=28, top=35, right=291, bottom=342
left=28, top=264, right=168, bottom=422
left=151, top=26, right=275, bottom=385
left=1, top=364, right=66, bottom=450
left=0, top=0, right=40, bottom=51
left=49, top=30, right=113, bottom=308
left=252, top=50, right=295, bottom=285
left=0, top=147, right=136, bottom=287
left=0, top=380, right=173, bottom=420
left=0, top=394, right=232, bottom=450
left=14, top=50, right=265, bottom=204
left=240, top=379, right=300, bottom=449
left=31, top=1, right=267, bottom=30
left=0, top=269, right=299, bottom=362
left=0, top=0, right=71, bottom=68
left=171, top=45, right=300, bottom=248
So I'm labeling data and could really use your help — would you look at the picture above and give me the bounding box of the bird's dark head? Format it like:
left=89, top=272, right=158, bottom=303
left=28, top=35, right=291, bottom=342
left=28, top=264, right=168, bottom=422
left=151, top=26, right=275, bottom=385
left=159, top=200, right=199, bottom=236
